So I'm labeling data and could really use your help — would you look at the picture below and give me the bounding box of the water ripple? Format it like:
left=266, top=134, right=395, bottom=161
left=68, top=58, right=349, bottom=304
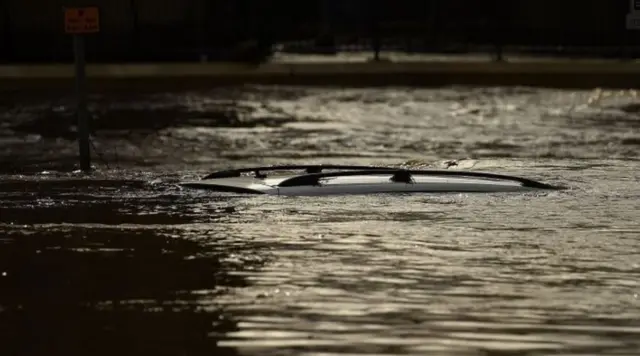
left=1, top=86, right=640, bottom=355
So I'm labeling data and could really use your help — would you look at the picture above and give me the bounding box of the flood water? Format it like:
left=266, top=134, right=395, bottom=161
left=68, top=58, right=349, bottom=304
left=1, top=85, right=639, bottom=356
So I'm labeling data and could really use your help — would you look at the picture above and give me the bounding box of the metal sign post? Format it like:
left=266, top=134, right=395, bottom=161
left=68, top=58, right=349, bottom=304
left=64, top=6, right=99, bottom=172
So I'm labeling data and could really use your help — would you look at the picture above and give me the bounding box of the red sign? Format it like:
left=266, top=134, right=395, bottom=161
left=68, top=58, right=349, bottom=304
left=64, top=7, right=100, bottom=34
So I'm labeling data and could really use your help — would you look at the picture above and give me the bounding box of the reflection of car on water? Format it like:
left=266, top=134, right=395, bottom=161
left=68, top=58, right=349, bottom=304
left=180, top=164, right=564, bottom=196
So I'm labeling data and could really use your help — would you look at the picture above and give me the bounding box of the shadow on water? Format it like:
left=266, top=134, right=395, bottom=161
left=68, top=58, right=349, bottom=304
left=0, top=228, right=258, bottom=356
left=0, top=178, right=264, bottom=356
left=8, top=98, right=298, bottom=140
left=1, top=91, right=310, bottom=173
left=0, top=178, right=237, bottom=225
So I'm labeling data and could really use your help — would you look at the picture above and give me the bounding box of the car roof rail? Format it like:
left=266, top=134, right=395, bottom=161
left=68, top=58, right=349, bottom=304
left=276, top=169, right=562, bottom=190
left=202, top=164, right=403, bottom=179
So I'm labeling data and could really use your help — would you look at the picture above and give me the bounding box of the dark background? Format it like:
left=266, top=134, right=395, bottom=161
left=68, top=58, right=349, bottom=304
left=0, top=0, right=637, bottom=62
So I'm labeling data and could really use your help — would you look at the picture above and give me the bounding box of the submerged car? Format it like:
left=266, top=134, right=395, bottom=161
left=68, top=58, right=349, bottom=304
left=179, top=164, right=564, bottom=196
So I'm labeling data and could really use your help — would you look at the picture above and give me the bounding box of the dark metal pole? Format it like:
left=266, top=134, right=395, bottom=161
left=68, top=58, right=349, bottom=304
left=74, top=34, right=91, bottom=172
left=492, top=0, right=505, bottom=62
left=129, top=0, right=139, bottom=60
left=371, top=0, right=381, bottom=61
left=197, top=0, right=207, bottom=62
left=1, top=0, right=10, bottom=61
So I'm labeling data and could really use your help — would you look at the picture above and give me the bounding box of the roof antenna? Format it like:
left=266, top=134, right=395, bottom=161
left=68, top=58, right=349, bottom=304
left=390, top=170, right=413, bottom=184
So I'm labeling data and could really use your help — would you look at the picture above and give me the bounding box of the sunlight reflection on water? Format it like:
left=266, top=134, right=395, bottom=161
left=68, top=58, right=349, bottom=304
left=1, top=86, right=639, bottom=355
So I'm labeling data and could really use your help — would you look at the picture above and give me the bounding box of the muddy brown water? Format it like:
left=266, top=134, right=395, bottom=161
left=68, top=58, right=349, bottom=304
left=1, top=85, right=639, bottom=356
